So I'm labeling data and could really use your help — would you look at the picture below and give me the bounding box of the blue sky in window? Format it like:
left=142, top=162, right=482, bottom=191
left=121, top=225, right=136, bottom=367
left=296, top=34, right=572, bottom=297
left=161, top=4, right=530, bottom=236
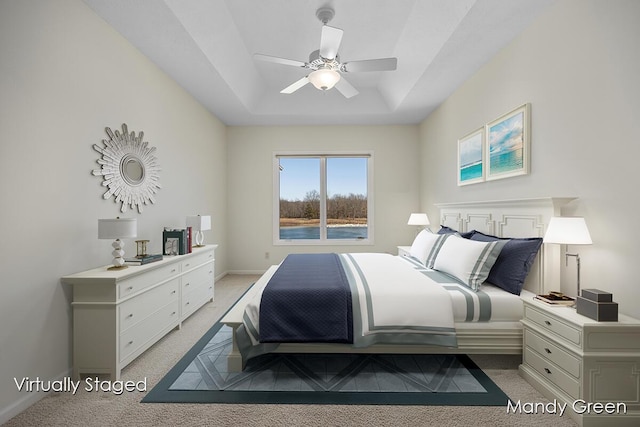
left=279, top=157, right=367, bottom=200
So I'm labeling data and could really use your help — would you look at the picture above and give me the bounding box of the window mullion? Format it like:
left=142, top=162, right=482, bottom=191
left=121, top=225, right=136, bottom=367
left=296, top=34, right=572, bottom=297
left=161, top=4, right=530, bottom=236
left=320, top=157, right=327, bottom=240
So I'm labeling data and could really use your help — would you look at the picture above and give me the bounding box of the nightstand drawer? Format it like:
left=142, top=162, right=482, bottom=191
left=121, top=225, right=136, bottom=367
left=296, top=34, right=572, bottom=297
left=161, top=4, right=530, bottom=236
left=524, top=305, right=581, bottom=346
left=524, top=329, right=581, bottom=378
left=524, top=347, right=580, bottom=399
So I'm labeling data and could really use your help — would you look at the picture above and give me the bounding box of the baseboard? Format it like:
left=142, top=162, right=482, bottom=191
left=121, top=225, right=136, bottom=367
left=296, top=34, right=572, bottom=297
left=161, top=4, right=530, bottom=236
left=0, top=367, right=73, bottom=425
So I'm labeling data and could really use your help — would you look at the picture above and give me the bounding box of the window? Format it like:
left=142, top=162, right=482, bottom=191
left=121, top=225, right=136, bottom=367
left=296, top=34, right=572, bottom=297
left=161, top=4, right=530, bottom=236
left=274, top=153, right=373, bottom=245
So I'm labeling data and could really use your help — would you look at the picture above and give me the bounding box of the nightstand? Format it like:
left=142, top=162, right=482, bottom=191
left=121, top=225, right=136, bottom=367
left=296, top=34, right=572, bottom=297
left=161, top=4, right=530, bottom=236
left=397, top=246, right=411, bottom=257
left=519, top=297, right=640, bottom=426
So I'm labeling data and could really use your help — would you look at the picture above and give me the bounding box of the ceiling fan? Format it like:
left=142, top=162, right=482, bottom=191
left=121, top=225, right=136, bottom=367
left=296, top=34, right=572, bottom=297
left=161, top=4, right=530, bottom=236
left=254, top=7, right=397, bottom=98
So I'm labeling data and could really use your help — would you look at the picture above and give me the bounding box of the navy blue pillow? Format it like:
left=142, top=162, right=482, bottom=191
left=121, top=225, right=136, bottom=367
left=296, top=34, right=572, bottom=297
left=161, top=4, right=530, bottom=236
left=437, top=225, right=474, bottom=239
left=469, top=231, right=542, bottom=295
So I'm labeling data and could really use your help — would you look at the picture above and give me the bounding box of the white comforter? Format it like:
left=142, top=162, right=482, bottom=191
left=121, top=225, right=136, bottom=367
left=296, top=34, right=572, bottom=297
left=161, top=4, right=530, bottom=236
left=239, top=253, right=458, bottom=357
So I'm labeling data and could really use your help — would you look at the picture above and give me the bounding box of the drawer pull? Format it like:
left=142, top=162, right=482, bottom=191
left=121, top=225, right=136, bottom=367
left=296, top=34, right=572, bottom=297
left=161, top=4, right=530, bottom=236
left=127, top=313, right=134, bottom=318
left=171, top=290, right=176, bottom=295
left=185, top=263, right=190, bottom=267
left=171, top=269, right=176, bottom=273
left=186, top=302, right=190, bottom=306
left=544, top=320, right=552, bottom=326
left=128, top=340, right=134, bottom=345
left=126, top=286, right=133, bottom=291
left=544, top=348, right=552, bottom=354
left=544, top=368, right=552, bottom=374
left=171, top=311, right=176, bottom=316
left=185, top=282, right=190, bottom=287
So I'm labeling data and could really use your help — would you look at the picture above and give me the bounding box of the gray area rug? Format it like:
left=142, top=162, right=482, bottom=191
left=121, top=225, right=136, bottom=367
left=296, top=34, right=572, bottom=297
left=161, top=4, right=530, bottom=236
left=143, top=322, right=510, bottom=405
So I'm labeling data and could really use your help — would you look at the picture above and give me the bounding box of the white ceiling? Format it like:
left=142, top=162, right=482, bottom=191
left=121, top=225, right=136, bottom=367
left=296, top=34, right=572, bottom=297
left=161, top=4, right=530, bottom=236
left=83, top=0, right=555, bottom=126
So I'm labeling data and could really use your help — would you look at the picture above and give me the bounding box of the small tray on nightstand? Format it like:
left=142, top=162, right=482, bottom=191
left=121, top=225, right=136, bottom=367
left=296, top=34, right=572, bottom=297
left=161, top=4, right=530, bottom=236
left=534, top=291, right=575, bottom=306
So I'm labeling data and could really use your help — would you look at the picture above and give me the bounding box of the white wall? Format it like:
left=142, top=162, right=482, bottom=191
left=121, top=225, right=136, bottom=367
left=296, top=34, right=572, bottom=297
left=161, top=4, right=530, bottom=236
left=419, top=0, right=640, bottom=319
left=226, top=125, right=420, bottom=271
left=0, top=0, right=227, bottom=420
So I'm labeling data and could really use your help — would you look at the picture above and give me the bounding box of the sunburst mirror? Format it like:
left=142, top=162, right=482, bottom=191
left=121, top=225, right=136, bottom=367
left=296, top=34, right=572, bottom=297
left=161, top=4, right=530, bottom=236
left=92, top=123, right=161, bottom=213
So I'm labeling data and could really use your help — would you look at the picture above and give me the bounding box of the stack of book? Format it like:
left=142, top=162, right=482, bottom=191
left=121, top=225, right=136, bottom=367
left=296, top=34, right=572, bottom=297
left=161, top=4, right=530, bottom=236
left=162, top=227, right=193, bottom=256
left=124, top=254, right=163, bottom=265
left=534, top=291, right=575, bottom=306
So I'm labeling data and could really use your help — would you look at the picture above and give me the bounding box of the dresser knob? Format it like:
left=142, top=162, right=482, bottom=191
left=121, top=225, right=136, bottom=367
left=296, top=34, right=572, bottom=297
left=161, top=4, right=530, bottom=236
left=185, top=263, right=190, bottom=267
left=171, top=269, right=176, bottom=273
left=544, top=368, right=552, bottom=374
left=171, top=311, right=176, bottom=316
left=127, top=314, right=134, bottom=318
left=544, top=348, right=552, bottom=354
left=171, top=290, right=176, bottom=294
left=544, top=320, right=552, bottom=326
left=126, top=286, right=133, bottom=291
left=128, top=340, right=134, bottom=345
left=185, top=282, right=190, bottom=287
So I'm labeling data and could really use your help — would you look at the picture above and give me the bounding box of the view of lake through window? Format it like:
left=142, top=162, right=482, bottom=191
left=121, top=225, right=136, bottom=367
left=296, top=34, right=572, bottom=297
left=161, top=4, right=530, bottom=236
left=278, top=156, right=369, bottom=241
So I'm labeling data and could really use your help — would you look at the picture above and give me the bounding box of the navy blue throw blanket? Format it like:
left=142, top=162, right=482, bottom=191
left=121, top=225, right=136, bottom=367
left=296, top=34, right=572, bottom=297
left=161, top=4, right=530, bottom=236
left=259, top=253, right=353, bottom=344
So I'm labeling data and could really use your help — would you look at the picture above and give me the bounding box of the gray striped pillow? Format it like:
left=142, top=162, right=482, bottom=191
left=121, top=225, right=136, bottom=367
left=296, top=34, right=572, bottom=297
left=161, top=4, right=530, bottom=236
left=432, top=234, right=507, bottom=291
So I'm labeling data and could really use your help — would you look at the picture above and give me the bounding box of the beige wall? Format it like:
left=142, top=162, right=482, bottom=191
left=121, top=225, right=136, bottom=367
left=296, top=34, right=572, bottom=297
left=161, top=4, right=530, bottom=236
left=0, top=0, right=227, bottom=420
left=226, top=125, right=420, bottom=271
left=419, top=0, right=640, bottom=319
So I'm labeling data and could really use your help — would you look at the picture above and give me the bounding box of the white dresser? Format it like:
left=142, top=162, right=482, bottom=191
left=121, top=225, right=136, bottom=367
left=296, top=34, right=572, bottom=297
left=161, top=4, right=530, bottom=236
left=62, top=245, right=217, bottom=380
left=519, top=297, right=640, bottom=426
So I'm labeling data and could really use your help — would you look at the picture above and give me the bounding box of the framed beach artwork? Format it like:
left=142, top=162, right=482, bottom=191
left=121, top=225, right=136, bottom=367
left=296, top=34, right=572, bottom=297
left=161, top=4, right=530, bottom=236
left=457, top=127, right=485, bottom=186
left=485, top=103, right=530, bottom=181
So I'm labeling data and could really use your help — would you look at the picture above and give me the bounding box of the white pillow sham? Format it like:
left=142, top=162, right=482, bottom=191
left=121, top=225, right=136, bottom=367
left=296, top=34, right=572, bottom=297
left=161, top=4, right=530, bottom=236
left=432, top=234, right=507, bottom=291
left=409, top=230, right=450, bottom=268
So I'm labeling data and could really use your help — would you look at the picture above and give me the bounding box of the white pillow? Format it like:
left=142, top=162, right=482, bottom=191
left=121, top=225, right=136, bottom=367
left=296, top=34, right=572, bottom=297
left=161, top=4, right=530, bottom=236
left=409, top=230, right=450, bottom=268
left=432, top=234, right=506, bottom=291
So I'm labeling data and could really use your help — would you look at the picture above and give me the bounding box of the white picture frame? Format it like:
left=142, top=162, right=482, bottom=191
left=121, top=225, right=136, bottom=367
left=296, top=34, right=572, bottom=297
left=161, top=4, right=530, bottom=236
left=485, top=104, right=530, bottom=181
left=457, top=127, right=485, bottom=186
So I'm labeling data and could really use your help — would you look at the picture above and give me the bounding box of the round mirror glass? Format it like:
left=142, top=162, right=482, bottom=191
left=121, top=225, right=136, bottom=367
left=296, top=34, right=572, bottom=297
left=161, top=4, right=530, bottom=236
left=122, top=155, right=144, bottom=185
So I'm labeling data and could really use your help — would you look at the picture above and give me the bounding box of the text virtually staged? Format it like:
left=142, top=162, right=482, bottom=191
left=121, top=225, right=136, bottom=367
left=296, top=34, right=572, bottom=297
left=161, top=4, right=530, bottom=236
left=14, top=377, right=148, bottom=396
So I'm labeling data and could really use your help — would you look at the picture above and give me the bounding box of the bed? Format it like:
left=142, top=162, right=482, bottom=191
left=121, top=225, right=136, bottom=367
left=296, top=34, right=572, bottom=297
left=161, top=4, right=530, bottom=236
left=221, top=197, right=575, bottom=371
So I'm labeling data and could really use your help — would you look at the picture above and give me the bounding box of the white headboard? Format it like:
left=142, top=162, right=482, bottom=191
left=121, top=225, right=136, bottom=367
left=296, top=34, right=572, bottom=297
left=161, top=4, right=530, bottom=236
left=435, top=197, right=576, bottom=294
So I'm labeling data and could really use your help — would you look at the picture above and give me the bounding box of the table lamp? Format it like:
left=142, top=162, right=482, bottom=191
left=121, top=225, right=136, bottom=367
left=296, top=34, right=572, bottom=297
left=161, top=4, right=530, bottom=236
left=543, top=217, right=592, bottom=301
left=408, top=213, right=430, bottom=234
left=186, top=215, right=211, bottom=247
left=98, top=217, right=137, bottom=270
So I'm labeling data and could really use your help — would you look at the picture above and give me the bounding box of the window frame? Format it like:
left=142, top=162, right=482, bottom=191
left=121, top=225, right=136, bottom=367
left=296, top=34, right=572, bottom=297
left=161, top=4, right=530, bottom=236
left=273, top=151, right=374, bottom=246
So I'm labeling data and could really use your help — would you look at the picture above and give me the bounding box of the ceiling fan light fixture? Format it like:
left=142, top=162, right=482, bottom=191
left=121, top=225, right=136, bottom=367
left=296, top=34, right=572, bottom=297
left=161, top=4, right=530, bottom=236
left=308, top=69, right=341, bottom=91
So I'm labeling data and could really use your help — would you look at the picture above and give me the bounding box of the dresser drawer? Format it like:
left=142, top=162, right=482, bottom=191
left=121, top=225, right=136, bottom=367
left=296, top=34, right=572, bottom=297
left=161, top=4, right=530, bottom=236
left=181, top=250, right=214, bottom=272
left=119, top=278, right=179, bottom=333
left=182, top=281, right=213, bottom=318
left=119, top=299, right=179, bottom=363
left=524, top=347, right=580, bottom=399
left=182, top=263, right=214, bottom=294
left=524, top=329, right=581, bottom=378
left=118, top=263, right=181, bottom=299
left=524, top=305, right=581, bottom=346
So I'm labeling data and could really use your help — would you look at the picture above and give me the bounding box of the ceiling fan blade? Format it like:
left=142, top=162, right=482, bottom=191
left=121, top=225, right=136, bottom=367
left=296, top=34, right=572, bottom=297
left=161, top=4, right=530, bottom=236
left=280, top=76, right=310, bottom=94
left=254, top=53, right=307, bottom=68
left=319, top=25, right=343, bottom=60
left=342, top=57, right=398, bottom=73
left=334, top=76, right=358, bottom=99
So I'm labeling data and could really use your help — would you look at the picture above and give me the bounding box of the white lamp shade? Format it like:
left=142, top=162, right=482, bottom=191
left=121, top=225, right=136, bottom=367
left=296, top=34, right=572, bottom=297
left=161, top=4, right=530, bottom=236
left=186, top=215, right=211, bottom=232
left=407, top=213, right=430, bottom=226
left=543, top=217, right=592, bottom=245
left=98, top=218, right=137, bottom=239
left=308, top=69, right=341, bottom=90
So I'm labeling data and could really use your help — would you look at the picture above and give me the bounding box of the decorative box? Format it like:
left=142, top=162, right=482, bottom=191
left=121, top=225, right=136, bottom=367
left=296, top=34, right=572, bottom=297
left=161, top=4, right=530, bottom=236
left=581, top=288, right=613, bottom=302
left=576, top=294, right=618, bottom=322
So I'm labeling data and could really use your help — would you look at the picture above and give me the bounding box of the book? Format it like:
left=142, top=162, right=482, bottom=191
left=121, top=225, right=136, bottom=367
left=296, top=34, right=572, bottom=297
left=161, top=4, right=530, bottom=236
left=124, top=254, right=163, bottom=265
left=535, top=292, right=576, bottom=306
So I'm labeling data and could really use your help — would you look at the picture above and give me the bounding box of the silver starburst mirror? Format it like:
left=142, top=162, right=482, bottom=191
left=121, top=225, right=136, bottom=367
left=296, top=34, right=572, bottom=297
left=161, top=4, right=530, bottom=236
left=92, top=123, right=161, bottom=213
